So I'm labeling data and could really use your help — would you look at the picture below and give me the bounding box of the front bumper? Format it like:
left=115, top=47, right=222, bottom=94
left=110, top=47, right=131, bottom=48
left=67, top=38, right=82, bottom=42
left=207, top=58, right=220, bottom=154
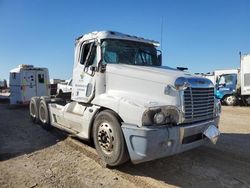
left=122, top=117, right=220, bottom=164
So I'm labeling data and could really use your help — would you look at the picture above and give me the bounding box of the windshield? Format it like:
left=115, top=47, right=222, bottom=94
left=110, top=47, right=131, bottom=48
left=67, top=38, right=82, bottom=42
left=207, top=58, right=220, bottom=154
left=217, top=74, right=237, bottom=86
left=101, top=39, right=159, bottom=66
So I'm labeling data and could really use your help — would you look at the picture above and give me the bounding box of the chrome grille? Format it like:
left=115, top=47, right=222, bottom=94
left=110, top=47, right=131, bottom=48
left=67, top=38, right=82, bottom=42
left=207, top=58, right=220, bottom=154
left=184, top=87, right=214, bottom=122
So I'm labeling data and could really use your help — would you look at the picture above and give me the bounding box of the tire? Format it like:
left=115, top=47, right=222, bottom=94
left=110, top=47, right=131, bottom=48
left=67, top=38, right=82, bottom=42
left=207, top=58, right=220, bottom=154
left=224, top=95, right=237, bottom=106
left=242, top=96, right=250, bottom=106
left=93, top=110, right=129, bottom=167
left=29, top=97, right=40, bottom=123
left=38, top=99, right=52, bottom=130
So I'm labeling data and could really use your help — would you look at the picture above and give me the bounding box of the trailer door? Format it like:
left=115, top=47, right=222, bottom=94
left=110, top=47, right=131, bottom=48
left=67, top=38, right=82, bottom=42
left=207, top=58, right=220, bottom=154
left=22, top=71, right=36, bottom=102
left=36, top=71, right=48, bottom=96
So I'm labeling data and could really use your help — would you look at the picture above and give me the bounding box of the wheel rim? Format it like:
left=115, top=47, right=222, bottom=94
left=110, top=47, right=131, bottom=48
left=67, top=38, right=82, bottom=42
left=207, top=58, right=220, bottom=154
left=40, top=105, right=46, bottom=123
left=97, top=122, right=114, bottom=154
left=226, top=96, right=235, bottom=105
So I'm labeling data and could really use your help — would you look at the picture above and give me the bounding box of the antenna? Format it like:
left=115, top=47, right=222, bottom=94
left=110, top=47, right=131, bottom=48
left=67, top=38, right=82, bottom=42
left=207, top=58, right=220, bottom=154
left=239, top=51, right=242, bottom=67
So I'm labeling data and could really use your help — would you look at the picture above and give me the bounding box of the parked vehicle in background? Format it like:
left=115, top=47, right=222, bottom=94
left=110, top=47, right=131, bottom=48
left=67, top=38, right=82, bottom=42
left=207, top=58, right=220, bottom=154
left=50, top=79, right=65, bottom=95
left=9, top=64, right=50, bottom=105
left=211, top=69, right=238, bottom=85
left=0, top=79, right=7, bottom=90
left=215, top=53, right=250, bottom=106
left=196, top=69, right=238, bottom=85
left=198, top=53, right=250, bottom=106
left=57, top=79, right=72, bottom=94
left=29, top=31, right=221, bottom=166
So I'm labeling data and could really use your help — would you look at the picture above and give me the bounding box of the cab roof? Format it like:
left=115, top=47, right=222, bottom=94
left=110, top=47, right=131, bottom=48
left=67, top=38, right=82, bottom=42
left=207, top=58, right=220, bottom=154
left=76, top=31, right=160, bottom=47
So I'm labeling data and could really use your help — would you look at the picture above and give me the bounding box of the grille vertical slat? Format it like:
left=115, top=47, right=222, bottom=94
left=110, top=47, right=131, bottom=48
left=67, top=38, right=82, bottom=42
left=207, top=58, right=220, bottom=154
left=184, top=87, right=214, bottom=122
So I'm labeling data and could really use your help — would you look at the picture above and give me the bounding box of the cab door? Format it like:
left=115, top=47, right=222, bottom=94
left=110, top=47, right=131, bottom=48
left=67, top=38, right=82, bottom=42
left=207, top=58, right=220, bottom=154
left=72, top=41, right=97, bottom=103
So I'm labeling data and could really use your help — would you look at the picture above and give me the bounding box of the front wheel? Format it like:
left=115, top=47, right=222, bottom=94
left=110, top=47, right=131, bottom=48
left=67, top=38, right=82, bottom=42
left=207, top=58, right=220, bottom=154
left=93, top=110, right=129, bottom=167
left=224, top=95, right=237, bottom=106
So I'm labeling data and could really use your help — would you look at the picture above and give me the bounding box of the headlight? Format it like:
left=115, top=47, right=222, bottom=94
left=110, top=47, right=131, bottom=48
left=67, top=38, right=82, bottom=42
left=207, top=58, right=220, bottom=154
left=153, top=112, right=165, bottom=124
left=142, top=106, right=180, bottom=126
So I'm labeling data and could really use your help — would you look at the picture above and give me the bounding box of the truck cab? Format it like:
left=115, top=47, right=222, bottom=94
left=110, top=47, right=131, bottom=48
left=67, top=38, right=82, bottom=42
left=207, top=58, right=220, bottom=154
left=30, top=31, right=221, bottom=166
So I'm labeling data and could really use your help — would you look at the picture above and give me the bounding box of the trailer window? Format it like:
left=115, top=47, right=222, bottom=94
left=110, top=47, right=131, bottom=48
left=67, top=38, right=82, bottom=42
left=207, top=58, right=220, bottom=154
left=244, top=73, right=250, bottom=86
left=38, top=74, right=45, bottom=83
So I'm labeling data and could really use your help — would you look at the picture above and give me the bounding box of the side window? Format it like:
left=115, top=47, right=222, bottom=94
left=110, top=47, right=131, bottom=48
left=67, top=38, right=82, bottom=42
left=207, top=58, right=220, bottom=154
left=38, top=74, right=45, bottom=83
left=80, top=42, right=97, bottom=66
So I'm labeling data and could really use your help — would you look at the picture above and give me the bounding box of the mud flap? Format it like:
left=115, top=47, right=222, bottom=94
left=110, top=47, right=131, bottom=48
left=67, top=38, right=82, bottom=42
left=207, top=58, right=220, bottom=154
left=203, top=125, right=220, bottom=144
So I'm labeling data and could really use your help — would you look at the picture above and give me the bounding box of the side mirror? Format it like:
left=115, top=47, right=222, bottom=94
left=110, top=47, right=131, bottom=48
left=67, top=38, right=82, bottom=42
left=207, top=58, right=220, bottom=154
left=83, top=65, right=97, bottom=76
left=89, top=65, right=97, bottom=72
left=100, top=64, right=107, bottom=73
left=215, top=83, right=218, bottom=89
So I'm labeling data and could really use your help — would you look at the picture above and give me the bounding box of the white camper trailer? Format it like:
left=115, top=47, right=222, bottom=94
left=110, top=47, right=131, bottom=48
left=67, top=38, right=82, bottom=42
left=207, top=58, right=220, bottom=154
left=9, top=64, right=50, bottom=105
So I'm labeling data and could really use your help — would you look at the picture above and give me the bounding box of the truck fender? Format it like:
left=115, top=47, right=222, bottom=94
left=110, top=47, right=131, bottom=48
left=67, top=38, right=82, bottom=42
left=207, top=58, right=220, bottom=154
left=92, top=94, right=146, bottom=126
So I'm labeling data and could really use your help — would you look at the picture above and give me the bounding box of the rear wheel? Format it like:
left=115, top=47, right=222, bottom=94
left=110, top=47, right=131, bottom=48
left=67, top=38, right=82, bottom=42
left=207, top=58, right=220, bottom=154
left=242, top=96, right=250, bottom=106
left=224, top=95, right=237, bottom=106
left=93, top=110, right=129, bottom=167
left=29, top=97, right=40, bottom=123
left=38, top=99, right=52, bottom=130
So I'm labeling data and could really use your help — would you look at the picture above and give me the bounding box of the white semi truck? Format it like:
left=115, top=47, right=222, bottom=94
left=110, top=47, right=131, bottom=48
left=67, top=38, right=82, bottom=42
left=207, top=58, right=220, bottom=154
left=30, top=31, right=221, bottom=166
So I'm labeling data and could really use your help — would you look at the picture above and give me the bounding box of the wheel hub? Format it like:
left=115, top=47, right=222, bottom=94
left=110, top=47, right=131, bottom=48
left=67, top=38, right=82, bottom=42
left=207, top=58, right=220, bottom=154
left=97, top=122, right=114, bottom=154
left=227, top=96, right=235, bottom=103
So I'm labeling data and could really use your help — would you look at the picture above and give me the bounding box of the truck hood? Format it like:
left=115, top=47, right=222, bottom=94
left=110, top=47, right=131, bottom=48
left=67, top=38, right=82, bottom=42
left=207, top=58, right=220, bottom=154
left=105, top=64, right=213, bottom=107
left=106, top=64, right=193, bottom=85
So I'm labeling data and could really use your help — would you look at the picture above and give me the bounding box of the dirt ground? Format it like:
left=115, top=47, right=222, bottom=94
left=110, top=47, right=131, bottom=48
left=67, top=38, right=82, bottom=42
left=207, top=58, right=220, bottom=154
left=0, top=102, right=250, bottom=188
